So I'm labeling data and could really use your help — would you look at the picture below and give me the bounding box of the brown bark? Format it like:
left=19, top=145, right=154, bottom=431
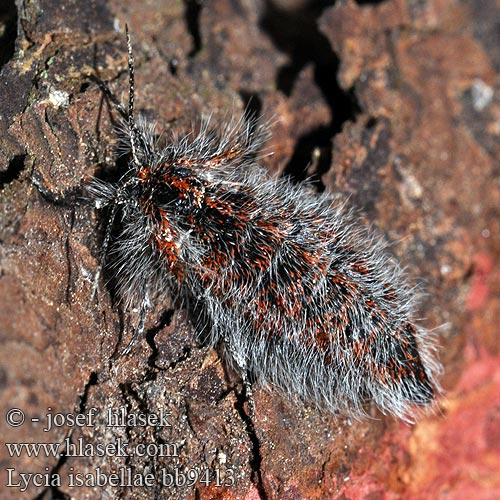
left=1, top=0, right=499, bottom=499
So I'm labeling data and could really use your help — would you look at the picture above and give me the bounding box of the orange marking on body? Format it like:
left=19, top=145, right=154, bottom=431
left=138, top=166, right=151, bottom=180
left=174, top=148, right=244, bottom=169
left=149, top=208, right=185, bottom=280
left=353, top=261, right=369, bottom=274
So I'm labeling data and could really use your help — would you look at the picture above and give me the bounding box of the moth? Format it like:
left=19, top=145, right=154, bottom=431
left=88, top=28, right=441, bottom=422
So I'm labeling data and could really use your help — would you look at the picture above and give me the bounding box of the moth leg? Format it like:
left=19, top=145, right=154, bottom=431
left=32, top=174, right=81, bottom=206
left=121, top=290, right=152, bottom=356
left=89, top=202, right=118, bottom=305
left=224, top=336, right=255, bottom=418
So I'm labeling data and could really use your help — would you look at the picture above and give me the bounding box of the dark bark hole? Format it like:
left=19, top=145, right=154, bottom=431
left=239, top=90, right=264, bottom=142
left=184, top=0, right=204, bottom=58
left=0, top=154, right=26, bottom=189
left=0, top=0, right=17, bottom=70
left=259, top=0, right=361, bottom=187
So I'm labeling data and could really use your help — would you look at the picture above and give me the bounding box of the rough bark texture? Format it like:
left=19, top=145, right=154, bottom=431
left=1, top=0, right=499, bottom=499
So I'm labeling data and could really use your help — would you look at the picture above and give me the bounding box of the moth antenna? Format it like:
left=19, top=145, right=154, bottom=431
left=125, top=24, right=140, bottom=169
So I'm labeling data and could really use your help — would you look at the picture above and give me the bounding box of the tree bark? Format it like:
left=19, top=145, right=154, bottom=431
left=1, top=0, right=499, bottom=499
